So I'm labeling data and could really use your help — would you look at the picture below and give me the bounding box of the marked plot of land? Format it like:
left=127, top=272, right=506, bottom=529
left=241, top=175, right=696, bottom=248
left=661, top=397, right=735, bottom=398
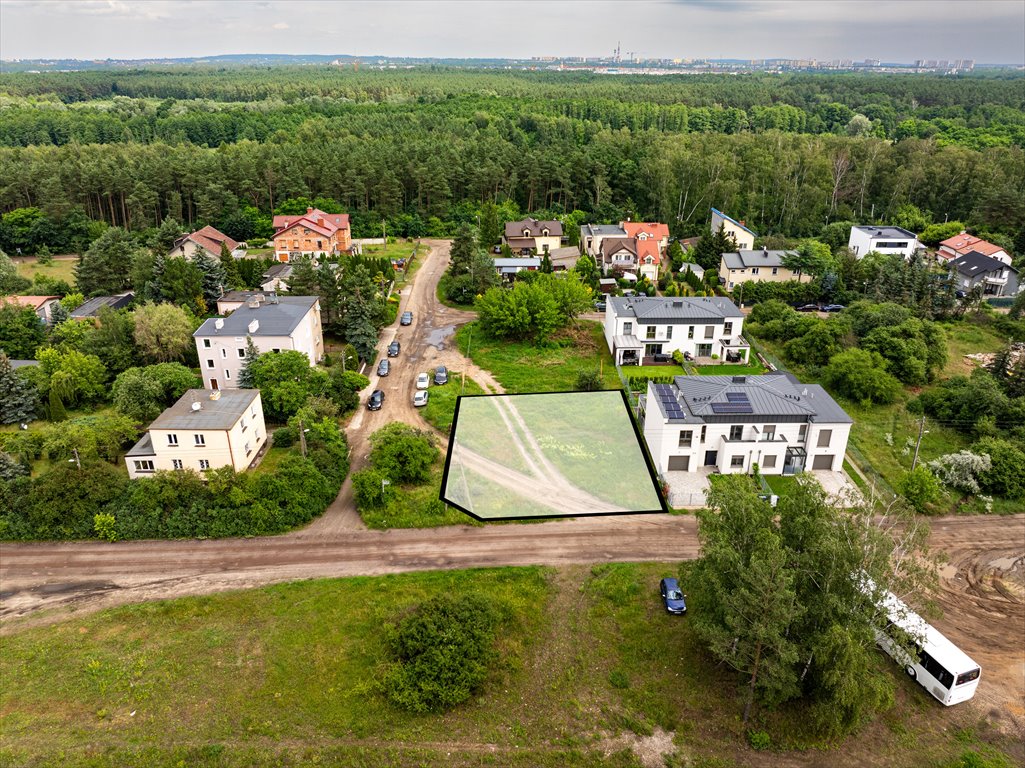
left=443, top=391, right=665, bottom=520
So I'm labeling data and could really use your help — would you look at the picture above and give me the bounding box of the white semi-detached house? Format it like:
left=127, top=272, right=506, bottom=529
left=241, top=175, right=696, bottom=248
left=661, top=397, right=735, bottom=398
left=847, top=225, right=922, bottom=259
left=124, top=389, right=267, bottom=479
left=604, top=296, right=749, bottom=365
left=193, top=295, right=323, bottom=390
left=643, top=373, right=852, bottom=476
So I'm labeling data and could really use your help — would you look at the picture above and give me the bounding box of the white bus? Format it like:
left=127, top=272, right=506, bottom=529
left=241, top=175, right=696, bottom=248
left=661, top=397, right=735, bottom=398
left=875, top=589, right=981, bottom=706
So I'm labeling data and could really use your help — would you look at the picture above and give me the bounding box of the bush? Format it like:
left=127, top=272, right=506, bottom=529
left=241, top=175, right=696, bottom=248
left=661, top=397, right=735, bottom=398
left=352, top=468, right=393, bottom=510
left=369, top=423, right=439, bottom=485
left=383, top=594, right=502, bottom=713
left=747, top=730, right=772, bottom=751
left=972, top=438, right=1025, bottom=499
left=575, top=369, right=603, bottom=391
left=822, top=349, right=902, bottom=405
left=896, top=466, right=942, bottom=512
left=272, top=426, right=295, bottom=447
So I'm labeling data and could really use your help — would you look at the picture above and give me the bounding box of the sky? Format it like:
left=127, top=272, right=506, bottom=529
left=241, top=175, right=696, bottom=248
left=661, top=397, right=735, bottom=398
left=1, top=0, right=1023, bottom=65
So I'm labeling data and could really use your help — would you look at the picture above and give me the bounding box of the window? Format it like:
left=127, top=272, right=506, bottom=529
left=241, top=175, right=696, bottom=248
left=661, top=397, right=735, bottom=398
left=194, top=434, right=206, bottom=446
left=225, top=369, right=231, bottom=380
left=646, top=326, right=656, bottom=340
left=763, top=425, right=776, bottom=440
left=678, top=430, right=693, bottom=448
left=203, top=339, right=211, bottom=348
left=704, top=326, right=714, bottom=339
left=199, top=459, right=210, bottom=470
left=918, top=649, right=955, bottom=689
left=206, top=359, right=215, bottom=368
left=238, top=348, right=246, bottom=358
left=817, top=429, right=832, bottom=448
left=700, top=425, right=706, bottom=442
left=752, top=267, right=760, bottom=275
left=729, top=425, right=743, bottom=441
left=731, top=455, right=745, bottom=468
left=251, top=406, right=257, bottom=418
left=666, top=326, right=673, bottom=339
left=172, top=459, right=183, bottom=470
left=167, top=434, right=178, bottom=446
left=763, top=455, right=777, bottom=468
left=771, top=267, right=779, bottom=275
left=241, top=417, right=248, bottom=432
left=798, top=424, right=807, bottom=441
left=317, top=240, right=323, bottom=249
left=956, top=668, right=981, bottom=686
left=623, top=322, right=633, bottom=335
left=245, top=442, right=252, bottom=456
left=133, top=460, right=155, bottom=473
left=724, top=321, right=733, bottom=335
left=221, top=348, right=227, bottom=358
left=688, top=326, right=694, bottom=339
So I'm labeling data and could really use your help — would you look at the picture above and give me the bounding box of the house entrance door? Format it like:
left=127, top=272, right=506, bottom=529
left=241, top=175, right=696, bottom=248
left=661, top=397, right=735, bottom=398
left=704, top=450, right=717, bottom=467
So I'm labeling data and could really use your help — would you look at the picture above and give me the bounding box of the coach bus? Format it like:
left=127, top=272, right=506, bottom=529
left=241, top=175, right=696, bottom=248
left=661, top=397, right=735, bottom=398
left=875, top=588, right=981, bottom=706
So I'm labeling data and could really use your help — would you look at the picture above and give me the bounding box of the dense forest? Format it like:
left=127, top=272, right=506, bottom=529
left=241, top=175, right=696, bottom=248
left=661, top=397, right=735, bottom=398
left=1, top=68, right=1024, bottom=247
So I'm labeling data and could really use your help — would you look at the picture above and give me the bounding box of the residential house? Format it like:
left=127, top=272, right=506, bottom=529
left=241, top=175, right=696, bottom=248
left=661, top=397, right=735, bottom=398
left=503, top=218, right=563, bottom=255
left=272, top=208, right=352, bottom=262
left=193, top=295, right=323, bottom=390
left=4, top=295, right=61, bottom=324
left=260, top=263, right=293, bottom=293
left=679, top=262, right=705, bottom=280
left=643, top=372, right=852, bottom=476
left=580, top=223, right=629, bottom=259
left=69, top=292, right=134, bottom=319
left=622, top=221, right=670, bottom=255
left=604, top=296, right=748, bottom=365
left=124, top=389, right=266, bottom=479
left=494, top=257, right=541, bottom=280
left=599, top=238, right=640, bottom=278
left=718, top=249, right=811, bottom=290
left=583, top=220, right=670, bottom=281
left=710, top=208, right=756, bottom=250
left=948, top=252, right=1019, bottom=297
left=170, top=226, right=241, bottom=261
left=847, top=225, right=922, bottom=259
left=938, top=233, right=1011, bottom=266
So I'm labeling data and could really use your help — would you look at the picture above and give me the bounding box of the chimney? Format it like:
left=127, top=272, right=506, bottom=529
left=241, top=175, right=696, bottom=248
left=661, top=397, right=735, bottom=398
left=763, top=247, right=768, bottom=256
left=306, top=207, right=314, bottom=214
left=247, top=297, right=260, bottom=309
left=191, top=401, right=202, bottom=412
left=248, top=319, right=259, bottom=334
left=214, top=318, right=224, bottom=330
left=209, top=390, right=221, bottom=401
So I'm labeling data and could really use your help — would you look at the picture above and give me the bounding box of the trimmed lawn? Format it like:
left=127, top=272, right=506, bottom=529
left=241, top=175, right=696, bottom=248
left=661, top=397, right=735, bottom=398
left=623, top=365, right=685, bottom=378
left=763, top=473, right=801, bottom=498
left=360, top=239, right=427, bottom=264
left=456, top=321, right=619, bottom=393
left=250, top=445, right=290, bottom=476
left=14, top=256, right=79, bottom=287
left=419, top=373, right=486, bottom=435
left=0, top=564, right=1010, bottom=768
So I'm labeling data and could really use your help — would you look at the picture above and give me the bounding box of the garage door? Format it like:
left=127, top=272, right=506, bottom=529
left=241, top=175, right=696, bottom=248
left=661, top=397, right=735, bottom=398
left=812, top=454, right=834, bottom=470
left=667, top=456, right=690, bottom=471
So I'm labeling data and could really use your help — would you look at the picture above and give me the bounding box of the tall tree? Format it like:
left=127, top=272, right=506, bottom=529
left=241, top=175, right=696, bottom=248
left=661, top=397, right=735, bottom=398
left=219, top=241, right=243, bottom=291
left=0, top=302, right=46, bottom=359
left=75, top=227, right=139, bottom=296
left=236, top=336, right=261, bottom=389
left=478, top=201, right=502, bottom=251
left=0, top=351, right=39, bottom=424
left=132, top=302, right=196, bottom=364
left=448, top=224, right=477, bottom=276
left=193, top=249, right=227, bottom=306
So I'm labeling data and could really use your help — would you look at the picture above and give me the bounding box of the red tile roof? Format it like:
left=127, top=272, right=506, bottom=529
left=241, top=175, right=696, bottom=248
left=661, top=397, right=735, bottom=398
left=635, top=238, right=662, bottom=265
left=622, top=221, right=670, bottom=242
left=273, top=208, right=350, bottom=238
left=4, top=295, right=60, bottom=310
left=939, top=233, right=1007, bottom=258
left=177, top=225, right=238, bottom=257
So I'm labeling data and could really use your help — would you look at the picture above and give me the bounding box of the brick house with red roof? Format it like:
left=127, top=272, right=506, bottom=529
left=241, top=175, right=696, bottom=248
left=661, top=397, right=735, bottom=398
left=170, top=226, right=240, bottom=261
left=938, top=232, right=1011, bottom=266
left=272, top=208, right=351, bottom=262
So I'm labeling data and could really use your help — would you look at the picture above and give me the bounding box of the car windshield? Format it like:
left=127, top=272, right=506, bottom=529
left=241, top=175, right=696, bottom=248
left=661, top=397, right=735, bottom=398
left=667, top=590, right=683, bottom=600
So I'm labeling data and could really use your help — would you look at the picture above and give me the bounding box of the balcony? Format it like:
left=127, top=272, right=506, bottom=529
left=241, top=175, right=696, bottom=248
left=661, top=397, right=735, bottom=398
left=721, top=434, right=789, bottom=445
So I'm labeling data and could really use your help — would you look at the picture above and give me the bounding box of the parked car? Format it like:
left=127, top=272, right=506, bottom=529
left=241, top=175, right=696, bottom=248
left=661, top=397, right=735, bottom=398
left=400, top=311, right=413, bottom=326
left=955, top=289, right=967, bottom=299
left=387, top=340, right=400, bottom=357
left=822, top=304, right=846, bottom=313
left=413, top=390, right=429, bottom=407
left=367, top=390, right=385, bottom=411
left=594, top=300, right=607, bottom=312
left=433, top=365, right=449, bottom=385
left=416, top=372, right=430, bottom=390
left=377, top=359, right=390, bottom=376
left=795, top=303, right=820, bottom=312
left=659, top=577, right=687, bottom=615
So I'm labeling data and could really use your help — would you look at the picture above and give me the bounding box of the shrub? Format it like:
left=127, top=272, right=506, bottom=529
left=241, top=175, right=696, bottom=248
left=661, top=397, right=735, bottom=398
left=352, top=468, right=393, bottom=510
left=369, top=423, right=439, bottom=485
left=93, top=513, right=118, bottom=542
left=272, top=426, right=295, bottom=447
left=383, top=594, right=502, bottom=713
left=972, top=438, right=1025, bottom=499
left=822, top=349, right=902, bottom=406
left=747, top=730, right=772, bottom=750
left=575, top=369, right=603, bottom=391
left=896, top=466, right=942, bottom=513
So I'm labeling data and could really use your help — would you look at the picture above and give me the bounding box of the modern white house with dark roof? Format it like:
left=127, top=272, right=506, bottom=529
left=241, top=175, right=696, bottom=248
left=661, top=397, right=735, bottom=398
left=847, top=225, right=922, bottom=259
left=193, top=295, right=323, bottom=390
left=718, top=248, right=811, bottom=290
left=124, top=389, right=267, bottom=479
left=643, top=372, right=852, bottom=477
left=604, top=296, right=748, bottom=365
left=948, top=251, right=1019, bottom=297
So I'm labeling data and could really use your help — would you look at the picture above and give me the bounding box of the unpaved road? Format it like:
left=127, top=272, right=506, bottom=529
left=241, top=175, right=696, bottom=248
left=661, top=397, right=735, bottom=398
left=0, top=241, right=1022, bottom=739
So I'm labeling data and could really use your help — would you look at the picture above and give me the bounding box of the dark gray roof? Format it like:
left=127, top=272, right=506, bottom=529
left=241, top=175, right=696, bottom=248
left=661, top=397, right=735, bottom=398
left=194, top=296, right=318, bottom=338
left=950, top=251, right=1015, bottom=278
left=720, top=249, right=795, bottom=269
left=125, top=432, right=155, bottom=457
left=69, top=292, right=134, bottom=318
left=610, top=296, right=743, bottom=323
left=651, top=371, right=851, bottom=424
left=505, top=218, right=563, bottom=238
left=853, top=225, right=917, bottom=240
left=581, top=223, right=627, bottom=238
left=262, top=263, right=293, bottom=280
left=148, top=389, right=260, bottom=431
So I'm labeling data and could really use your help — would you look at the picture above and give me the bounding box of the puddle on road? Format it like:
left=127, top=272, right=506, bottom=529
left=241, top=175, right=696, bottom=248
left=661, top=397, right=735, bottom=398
left=426, top=325, right=456, bottom=350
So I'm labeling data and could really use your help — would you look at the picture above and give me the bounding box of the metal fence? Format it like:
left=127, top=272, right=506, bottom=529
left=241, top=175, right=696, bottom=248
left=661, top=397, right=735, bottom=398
left=668, top=490, right=708, bottom=509
left=845, top=442, right=896, bottom=499
left=745, top=335, right=784, bottom=372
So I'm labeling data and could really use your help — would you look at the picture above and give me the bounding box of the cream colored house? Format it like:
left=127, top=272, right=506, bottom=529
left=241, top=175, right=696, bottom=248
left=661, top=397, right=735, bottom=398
left=710, top=208, right=756, bottom=250
left=125, top=389, right=267, bottom=479
left=193, top=295, right=323, bottom=390
left=503, top=218, right=563, bottom=254
left=719, top=249, right=812, bottom=290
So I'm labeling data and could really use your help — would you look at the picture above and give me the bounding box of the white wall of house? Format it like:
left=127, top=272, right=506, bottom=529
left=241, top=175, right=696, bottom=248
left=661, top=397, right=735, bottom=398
left=848, top=229, right=921, bottom=259
left=126, top=395, right=267, bottom=479
left=711, top=210, right=755, bottom=250
left=604, top=304, right=745, bottom=363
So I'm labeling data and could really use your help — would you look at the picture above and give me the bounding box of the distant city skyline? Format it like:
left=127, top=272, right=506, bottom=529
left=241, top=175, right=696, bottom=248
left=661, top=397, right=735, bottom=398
left=1, top=0, right=1023, bottom=65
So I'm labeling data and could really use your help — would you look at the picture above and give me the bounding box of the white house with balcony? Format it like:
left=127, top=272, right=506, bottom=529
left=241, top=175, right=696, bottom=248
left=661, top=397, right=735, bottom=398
left=847, top=225, right=922, bottom=259
left=949, top=252, right=1019, bottom=297
left=604, top=296, right=748, bottom=365
left=193, top=295, right=323, bottom=390
left=643, top=372, right=852, bottom=476
left=124, top=389, right=267, bottom=479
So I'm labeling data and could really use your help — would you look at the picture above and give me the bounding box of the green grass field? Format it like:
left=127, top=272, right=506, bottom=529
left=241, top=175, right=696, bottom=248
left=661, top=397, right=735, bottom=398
left=419, top=373, right=486, bottom=435
left=14, top=256, right=79, bottom=288
left=456, top=321, right=620, bottom=393
left=0, top=564, right=1009, bottom=768
left=360, top=460, right=477, bottom=529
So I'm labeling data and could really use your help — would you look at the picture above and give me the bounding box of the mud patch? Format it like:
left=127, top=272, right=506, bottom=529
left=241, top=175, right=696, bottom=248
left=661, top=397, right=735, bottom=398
left=425, top=325, right=456, bottom=350
left=598, top=727, right=676, bottom=768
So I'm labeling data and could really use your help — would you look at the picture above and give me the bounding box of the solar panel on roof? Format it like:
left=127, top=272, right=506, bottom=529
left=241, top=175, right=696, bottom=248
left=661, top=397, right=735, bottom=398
left=710, top=403, right=753, bottom=414
left=725, top=392, right=749, bottom=403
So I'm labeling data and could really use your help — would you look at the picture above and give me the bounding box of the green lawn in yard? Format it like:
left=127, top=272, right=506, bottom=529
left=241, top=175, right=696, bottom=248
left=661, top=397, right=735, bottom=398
left=763, top=473, right=801, bottom=498
left=456, top=321, right=619, bottom=393
left=0, top=564, right=1007, bottom=767
left=419, top=373, right=486, bottom=435
left=623, top=365, right=685, bottom=378
left=693, top=362, right=767, bottom=376
left=360, top=239, right=427, bottom=264
left=249, top=445, right=290, bottom=476
left=14, top=256, right=79, bottom=288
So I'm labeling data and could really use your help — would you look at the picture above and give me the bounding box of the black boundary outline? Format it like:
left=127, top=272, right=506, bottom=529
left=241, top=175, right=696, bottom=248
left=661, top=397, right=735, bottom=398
left=439, top=388, right=669, bottom=522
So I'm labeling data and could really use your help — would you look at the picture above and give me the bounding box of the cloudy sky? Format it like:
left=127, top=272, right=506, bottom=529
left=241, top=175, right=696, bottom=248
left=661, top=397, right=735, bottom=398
left=1, top=0, right=1023, bottom=64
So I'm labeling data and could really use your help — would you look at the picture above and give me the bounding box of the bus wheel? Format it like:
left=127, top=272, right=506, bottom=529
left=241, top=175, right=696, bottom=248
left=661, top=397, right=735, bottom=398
left=905, top=665, right=916, bottom=679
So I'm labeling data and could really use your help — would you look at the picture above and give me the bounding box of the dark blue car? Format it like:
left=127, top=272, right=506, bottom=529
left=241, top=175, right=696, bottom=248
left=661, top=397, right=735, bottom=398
left=659, top=577, right=687, bottom=615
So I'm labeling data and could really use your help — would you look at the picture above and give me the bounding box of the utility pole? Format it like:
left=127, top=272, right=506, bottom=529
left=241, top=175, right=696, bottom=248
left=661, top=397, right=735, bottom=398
left=298, top=418, right=308, bottom=458
left=911, top=415, right=926, bottom=471
left=70, top=448, right=81, bottom=470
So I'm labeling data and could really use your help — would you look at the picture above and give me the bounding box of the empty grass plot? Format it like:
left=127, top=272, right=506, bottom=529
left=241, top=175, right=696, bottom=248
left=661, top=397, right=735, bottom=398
left=443, top=391, right=665, bottom=520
